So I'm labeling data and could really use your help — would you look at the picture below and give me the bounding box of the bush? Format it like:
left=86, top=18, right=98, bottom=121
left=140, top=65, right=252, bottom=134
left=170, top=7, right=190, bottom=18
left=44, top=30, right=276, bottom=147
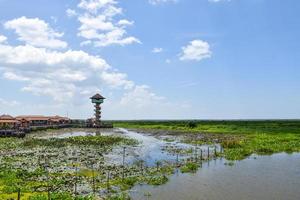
left=186, top=121, right=197, bottom=129
left=180, top=162, right=198, bottom=173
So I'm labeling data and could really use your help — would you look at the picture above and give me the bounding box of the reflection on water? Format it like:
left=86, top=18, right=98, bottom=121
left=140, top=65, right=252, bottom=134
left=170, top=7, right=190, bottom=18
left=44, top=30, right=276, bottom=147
left=131, top=153, right=300, bottom=200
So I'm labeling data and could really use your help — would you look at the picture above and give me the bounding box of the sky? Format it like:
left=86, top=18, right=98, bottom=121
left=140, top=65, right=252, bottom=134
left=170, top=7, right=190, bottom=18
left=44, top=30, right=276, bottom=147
left=0, top=0, right=299, bottom=120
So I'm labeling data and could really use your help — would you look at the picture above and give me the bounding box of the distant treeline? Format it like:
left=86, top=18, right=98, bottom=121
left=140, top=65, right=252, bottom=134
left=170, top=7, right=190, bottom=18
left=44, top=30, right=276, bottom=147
left=111, top=120, right=300, bottom=135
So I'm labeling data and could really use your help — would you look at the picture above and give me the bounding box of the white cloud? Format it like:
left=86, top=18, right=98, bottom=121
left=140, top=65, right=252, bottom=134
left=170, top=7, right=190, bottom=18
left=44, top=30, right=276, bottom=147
left=0, top=42, right=167, bottom=111
left=0, top=44, right=108, bottom=102
left=3, top=71, right=30, bottom=81
left=103, top=85, right=191, bottom=119
left=0, top=35, right=7, bottom=43
left=0, top=98, right=19, bottom=107
left=66, top=9, right=78, bottom=17
left=78, top=0, right=117, bottom=13
left=0, top=42, right=189, bottom=118
left=120, top=85, right=165, bottom=108
left=149, top=0, right=178, bottom=5
left=118, top=19, right=134, bottom=26
left=101, top=71, right=134, bottom=90
left=179, top=40, right=212, bottom=61
left=80, top=40, right=92, bottom=46
left=75, top=0, right=140, bottom=47
left=4, top=16, right=67, bottom=49
left=0, top=13, right=184, bottom=118
left=152, top=47, right=163, bottom=53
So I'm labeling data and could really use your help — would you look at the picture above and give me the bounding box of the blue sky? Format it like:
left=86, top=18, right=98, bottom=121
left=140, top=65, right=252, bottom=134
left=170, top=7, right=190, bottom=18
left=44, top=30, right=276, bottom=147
left=0, top=0, right=299, bottom=119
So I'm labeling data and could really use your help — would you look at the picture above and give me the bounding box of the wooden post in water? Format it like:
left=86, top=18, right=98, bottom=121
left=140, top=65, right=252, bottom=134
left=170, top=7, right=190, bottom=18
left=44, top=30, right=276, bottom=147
left=106, top=170, right=110, bottom=194
left=214, top=146, right=217, bottom=157
left=200, top=149, right=203, bottom=160
left=74, top=161, right=78, bottom=197
left=207, top=147, right=210, bottom=159
left=195, top=147, right=198, bottom=162
left=122, top=147, right=126, bottom=181
left=176, top=151, right=179, bottom=167
left=156, top=161, right=160, bottom=172
left=140, top=160, right=144, bottom=175
left=44, top=155, right=51, bottom=200
left=92, top=163, right=96, bottom=196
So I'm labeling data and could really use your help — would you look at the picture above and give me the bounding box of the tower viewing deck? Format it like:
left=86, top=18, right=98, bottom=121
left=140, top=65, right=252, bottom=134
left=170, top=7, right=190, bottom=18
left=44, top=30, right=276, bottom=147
left=90, top=93, right=105, bottom=128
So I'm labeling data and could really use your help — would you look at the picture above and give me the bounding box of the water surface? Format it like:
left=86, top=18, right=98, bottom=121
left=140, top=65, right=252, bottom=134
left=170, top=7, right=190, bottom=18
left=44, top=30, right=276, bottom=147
left=131, top=153, right=300, bottom=200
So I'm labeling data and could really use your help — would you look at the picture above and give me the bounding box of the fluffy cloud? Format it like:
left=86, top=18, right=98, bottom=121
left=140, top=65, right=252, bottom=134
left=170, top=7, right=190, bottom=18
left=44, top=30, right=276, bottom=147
left=179, top=40, right=212, bottom=61
left=152, top=47, right=163, bottom=53
left=0, top=44, right=103, bottom=102
left=149, top=0, right=178, bottom=5
left=102, top=84, right=191, bottom=119
left=0, top=40, right=187, bottom=118
left=66, top=9, right=78, bottom=17
left=75, top=0, right=140, bottom=47
left=78, top=0, right=117, bottom=13
left=0, top=42, right=167, bottom=112
left=4, top=17, right=67, bottom=49
left=0, top=35, right=7, bottom=43
left=120, top=85, right=165, bottom=107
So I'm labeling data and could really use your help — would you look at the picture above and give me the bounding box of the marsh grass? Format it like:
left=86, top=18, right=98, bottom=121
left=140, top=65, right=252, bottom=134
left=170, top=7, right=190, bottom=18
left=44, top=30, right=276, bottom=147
left=180, top=162, right=199, bottom=173
left=114, top=120, right=300, bottom=160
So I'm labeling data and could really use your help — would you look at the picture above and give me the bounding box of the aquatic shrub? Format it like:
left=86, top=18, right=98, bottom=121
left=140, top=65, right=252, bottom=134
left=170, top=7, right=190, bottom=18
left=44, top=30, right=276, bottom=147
left=117, top=177, right=139, bottom=191
left=186, top=121, right=197, bottom=129
left=221, top=139, right=242, bottom=148
left=224, top=148, right=252, bottom=160
left=146, top=175, right=168, bottom=185
left=107, top=192, right=131, bottom=200
left=180, top=162, right=198, bottom=173
left=21, top=136, right=138, bottom=149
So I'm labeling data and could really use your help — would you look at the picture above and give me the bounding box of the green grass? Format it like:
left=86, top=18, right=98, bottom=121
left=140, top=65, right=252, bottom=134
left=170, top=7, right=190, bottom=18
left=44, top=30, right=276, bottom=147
left=0, top=134, right=138, bottom=200
left=145, top=175, right=168, bottom=185
left=114, top=120, right=300, bottom=160
left=180, top=162, right=199, bottom=173
left=113, top=120, right=300, bottom=135
left=0, top=135, right=137, bottom=151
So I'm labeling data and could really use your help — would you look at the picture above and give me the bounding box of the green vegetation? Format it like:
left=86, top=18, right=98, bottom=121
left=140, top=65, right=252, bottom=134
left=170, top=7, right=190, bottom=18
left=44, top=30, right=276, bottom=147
left=23, top=135, right=138, bottom=148
left=0, top=134, right=138, bottom=200
left=180, top=162, right=199, bottom=173
left=2, top=121, right=299, bottom=199
left=145, top=175, right=168, bottom=185
left=114, top=120, right=300, bottom=160
left=113, top=120, right=300, bottom=135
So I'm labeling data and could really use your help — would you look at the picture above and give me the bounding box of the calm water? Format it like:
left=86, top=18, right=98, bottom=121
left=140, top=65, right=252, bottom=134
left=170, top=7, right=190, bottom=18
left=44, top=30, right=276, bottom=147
left=131, top=153, right=300, bottom=200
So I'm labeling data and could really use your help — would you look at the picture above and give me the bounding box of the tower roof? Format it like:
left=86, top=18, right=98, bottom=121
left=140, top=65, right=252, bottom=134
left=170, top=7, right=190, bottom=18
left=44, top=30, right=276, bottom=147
left=90, top=93, right=105, bottom=100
